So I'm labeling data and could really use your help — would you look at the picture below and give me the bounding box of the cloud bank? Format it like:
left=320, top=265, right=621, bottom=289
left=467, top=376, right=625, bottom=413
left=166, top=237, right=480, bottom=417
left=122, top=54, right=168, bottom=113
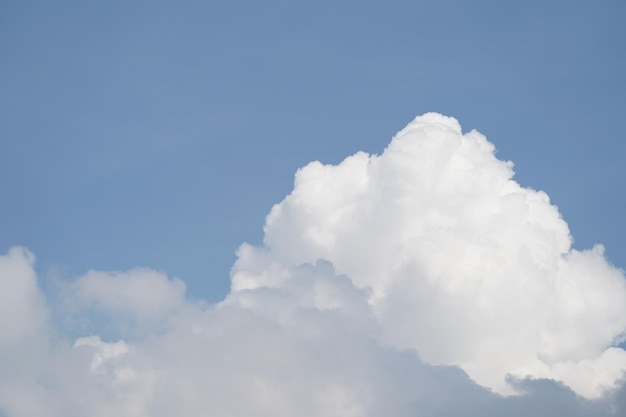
left=2, top=113, right=625, bottom=416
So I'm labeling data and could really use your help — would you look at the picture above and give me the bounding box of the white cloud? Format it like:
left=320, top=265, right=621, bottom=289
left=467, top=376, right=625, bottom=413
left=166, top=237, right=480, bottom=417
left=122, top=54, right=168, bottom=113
left=0, top=248, right=53, bottom=416
left=0, top=247, right=48, bottom=352
left=233, top=113, right=626, bottom=397
left=1, top=113, right=625, bottom=416
left=60, top=268, right=187, bottom=321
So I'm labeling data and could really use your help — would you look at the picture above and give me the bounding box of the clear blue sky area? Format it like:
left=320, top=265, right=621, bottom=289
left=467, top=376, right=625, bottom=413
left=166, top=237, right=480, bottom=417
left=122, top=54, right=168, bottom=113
left=1, top=0, right=625, bottom=302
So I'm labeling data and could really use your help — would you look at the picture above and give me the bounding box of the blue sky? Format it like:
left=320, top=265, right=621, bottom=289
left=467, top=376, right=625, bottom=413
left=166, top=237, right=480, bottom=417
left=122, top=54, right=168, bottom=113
left=2, top=1, right=626, bottom=415
left=2, top=1, right=625, bottom=302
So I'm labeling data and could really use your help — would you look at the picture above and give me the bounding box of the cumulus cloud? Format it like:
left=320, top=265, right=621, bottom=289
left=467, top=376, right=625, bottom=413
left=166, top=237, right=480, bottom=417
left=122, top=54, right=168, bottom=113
left=0, top=247, right=48, bottom=354
left=57, top=267, right=190, bottom=339
left=1, top=113, right=625, bottom=416
left=233, top=113, right=626, bottom=398
left=65, top=268, right=187, bottom=318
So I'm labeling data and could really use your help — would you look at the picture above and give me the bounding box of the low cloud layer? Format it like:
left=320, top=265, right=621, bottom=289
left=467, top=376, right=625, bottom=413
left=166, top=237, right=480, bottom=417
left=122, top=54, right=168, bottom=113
left=2, top=114, right=625, bottom=416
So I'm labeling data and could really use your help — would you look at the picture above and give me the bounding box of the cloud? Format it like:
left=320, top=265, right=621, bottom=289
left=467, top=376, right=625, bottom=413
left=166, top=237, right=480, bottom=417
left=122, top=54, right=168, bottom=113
left=57, top=267, right=190, bottom=339
left=1, top=113, right=626, bottom=416
left=66, top=269, right=187, bottom=318
left=233, top=113, right=626, bottom=398
left=0, top=247, right=48, bottom=354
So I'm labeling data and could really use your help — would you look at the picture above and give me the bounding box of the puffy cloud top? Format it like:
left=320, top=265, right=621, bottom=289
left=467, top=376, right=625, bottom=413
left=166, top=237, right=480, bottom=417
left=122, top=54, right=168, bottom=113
left=233, top=113, right=626, bottom=397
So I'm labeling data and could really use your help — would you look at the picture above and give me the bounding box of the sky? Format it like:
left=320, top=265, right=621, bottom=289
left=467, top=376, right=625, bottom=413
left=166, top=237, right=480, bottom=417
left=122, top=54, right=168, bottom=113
left=1, top=1, right=626, bottom=416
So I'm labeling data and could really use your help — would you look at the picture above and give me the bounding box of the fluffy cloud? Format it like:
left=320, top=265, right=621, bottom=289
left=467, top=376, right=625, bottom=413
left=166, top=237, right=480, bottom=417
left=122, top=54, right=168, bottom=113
left=57, top=267, right=190, bottom=339
left=65, top=268, right=187, bottom=318
left=1, top=114, right=625, bottom=416
left=0, top=248, right=52, bottom=416
left=0, top=247, right=48, bottom=354
left=233, top=113, right=626, bottom=398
